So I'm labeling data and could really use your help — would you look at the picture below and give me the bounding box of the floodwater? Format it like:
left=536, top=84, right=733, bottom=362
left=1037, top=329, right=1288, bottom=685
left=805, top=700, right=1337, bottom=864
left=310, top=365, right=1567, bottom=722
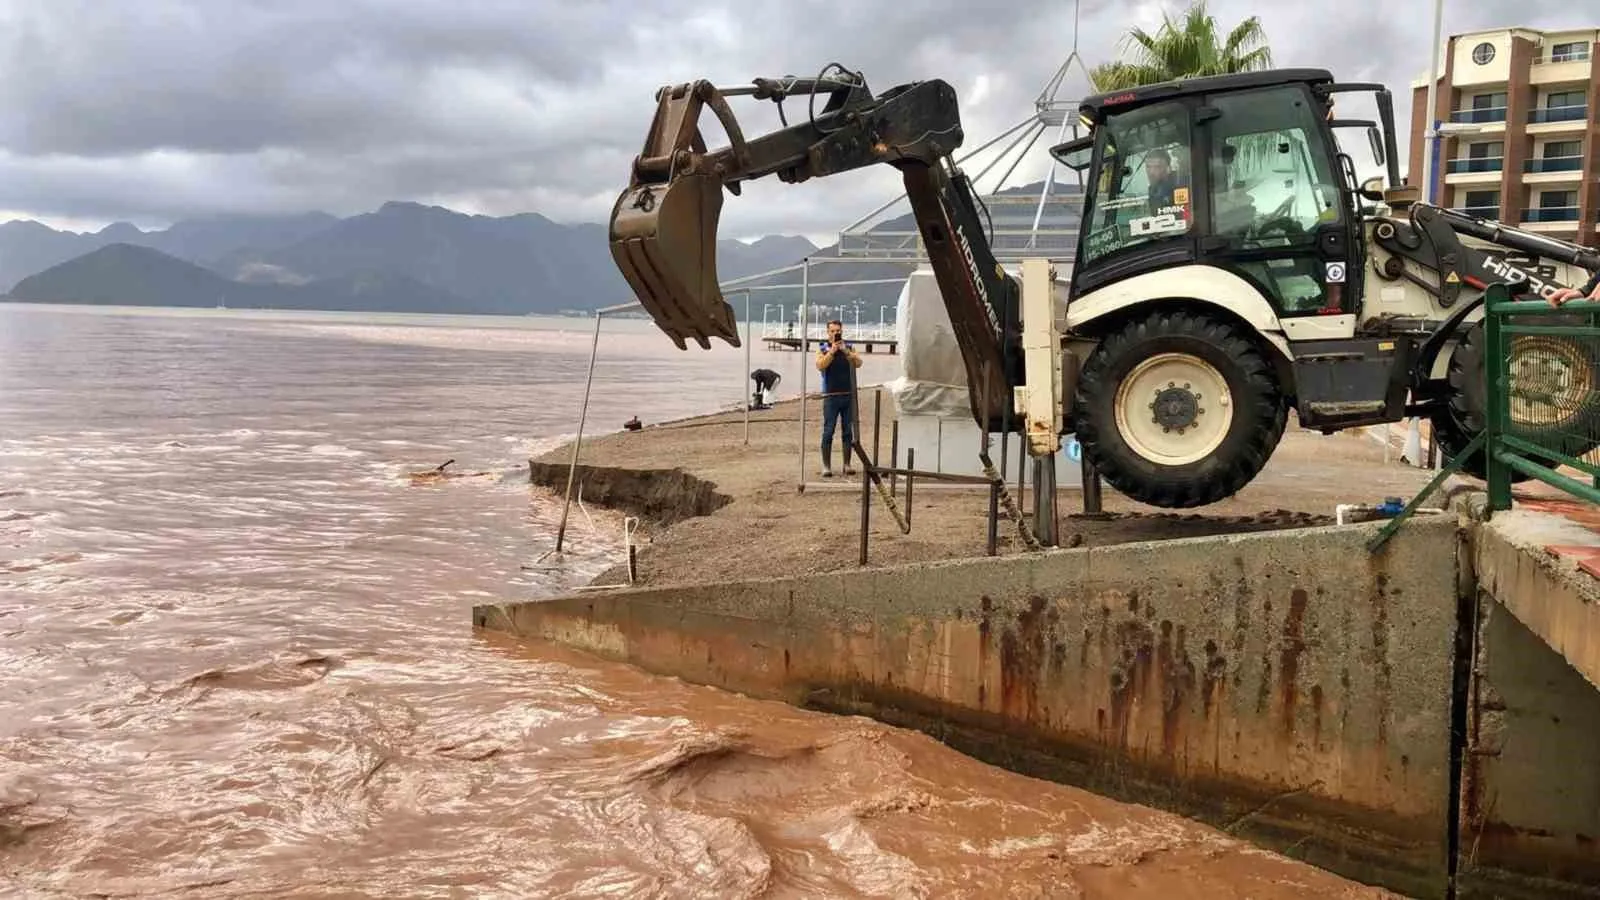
left=0, top=304, right=1381, bottom=898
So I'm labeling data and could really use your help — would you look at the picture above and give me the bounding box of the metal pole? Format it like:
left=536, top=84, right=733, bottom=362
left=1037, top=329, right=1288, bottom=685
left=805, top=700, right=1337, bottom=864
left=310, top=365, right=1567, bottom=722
left=1018, top=446, right=1026, bottom=512
left=1081, top=455, right=1103, bottom=515
left=742, top=290, right=752, bottom=445
left=556, top=310, right=604, bottom=553
left=1034, top=458, right=1059, bottom=547
left=988, top=480, right=1000, bottom=556
left=1000, top=428, right=1009, bottom=486
left=1420, top=0, right=1444, bottom=199
left=850, top=326, right=863, bottom=459
left=872, top=388, right=882, bottom=468
left=859, top=452, right=871, bottom=566
left=982, top=374, right=999, bottom=555
left=798, top=258, right=810, bottom=491
left=888, top=420, right=899, bottom=499
left=905, top=447, right=915, bottom=529
left=1029, top=117, right=1074, bottom=244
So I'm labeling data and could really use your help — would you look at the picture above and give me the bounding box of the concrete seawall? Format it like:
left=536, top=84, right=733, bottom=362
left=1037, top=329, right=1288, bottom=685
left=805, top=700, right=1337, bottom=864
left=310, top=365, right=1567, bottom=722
left=477, top=516, right=1464, bottom=896
left=1463, top=509, right=1600, bottom=895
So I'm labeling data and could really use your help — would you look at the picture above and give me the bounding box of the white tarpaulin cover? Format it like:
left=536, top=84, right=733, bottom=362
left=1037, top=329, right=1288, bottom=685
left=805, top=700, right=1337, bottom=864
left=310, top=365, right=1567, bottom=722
left=887, top=265, right=1071, bottom=419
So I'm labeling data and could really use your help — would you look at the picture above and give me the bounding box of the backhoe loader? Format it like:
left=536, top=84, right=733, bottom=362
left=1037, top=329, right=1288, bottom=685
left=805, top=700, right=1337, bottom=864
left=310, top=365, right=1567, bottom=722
left=608, top=65, right=1600, bottom=508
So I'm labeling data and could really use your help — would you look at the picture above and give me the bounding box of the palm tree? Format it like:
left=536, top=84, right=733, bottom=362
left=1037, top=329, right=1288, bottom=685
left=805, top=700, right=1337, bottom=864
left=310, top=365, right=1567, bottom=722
left=1088, top=2, right=1281, bottom=185
left=1089, top=1, right=1273, bottom=92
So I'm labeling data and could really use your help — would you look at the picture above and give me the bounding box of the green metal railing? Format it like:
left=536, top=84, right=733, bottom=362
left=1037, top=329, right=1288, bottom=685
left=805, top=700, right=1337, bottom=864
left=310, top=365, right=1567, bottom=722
left=1369, top=282, right=1600, bottom=551
left=1483, top=285, right=1600, bottom=509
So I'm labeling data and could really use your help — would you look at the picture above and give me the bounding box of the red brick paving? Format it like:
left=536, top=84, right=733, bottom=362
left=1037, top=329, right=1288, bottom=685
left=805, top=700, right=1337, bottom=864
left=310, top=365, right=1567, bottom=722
left=1511, top=471, right=1600, bottom=578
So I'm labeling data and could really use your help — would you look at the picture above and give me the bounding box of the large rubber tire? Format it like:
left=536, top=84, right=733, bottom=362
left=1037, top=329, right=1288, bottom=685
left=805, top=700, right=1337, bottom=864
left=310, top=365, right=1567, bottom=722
left=1428, top=406, right=1502, bottom=481
left=1441, top=318, right=1600, bottom=479
left=1072, top=309, right=1288, bottom=508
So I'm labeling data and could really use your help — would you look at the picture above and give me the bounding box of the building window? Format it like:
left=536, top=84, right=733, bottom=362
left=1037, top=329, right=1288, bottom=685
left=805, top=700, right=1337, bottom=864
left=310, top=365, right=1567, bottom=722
left=1550, top=41, right=1591, bottom=63
left=1543, top=140, right=1581, bottom=159
left=1472, top=42, right=1496, bottom=65
left=1467, top=141, right=1504, bottom=159
left=1472, top=92, right=1507, bottom=111
left=1547, top=90, right=1587, bottom=110
left=1541, top=190, right=1577, bottom=209
left=1460, top=190, right=1500, bottom=218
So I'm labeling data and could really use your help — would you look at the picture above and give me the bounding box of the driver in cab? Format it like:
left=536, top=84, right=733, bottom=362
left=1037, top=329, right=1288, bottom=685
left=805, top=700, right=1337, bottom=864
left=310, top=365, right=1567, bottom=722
left=1145, top=149, right=1183, bottom=210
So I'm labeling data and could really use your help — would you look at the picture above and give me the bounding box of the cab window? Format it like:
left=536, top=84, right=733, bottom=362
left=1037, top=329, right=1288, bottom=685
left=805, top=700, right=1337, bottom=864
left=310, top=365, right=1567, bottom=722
left=1206, top=85, right=1342, bottom=248
left=1080, top=101, right=1194, bottom=264
left=1205, top=84, right=1345, bottom=315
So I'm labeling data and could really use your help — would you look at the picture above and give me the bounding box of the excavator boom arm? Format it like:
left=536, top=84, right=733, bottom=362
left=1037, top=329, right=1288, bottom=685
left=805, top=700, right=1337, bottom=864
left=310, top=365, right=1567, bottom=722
left=1376, top=201, right=1600, bottom=306
left=628, top=75, right=955, bottom=187
left=609, top=71, right=1021, bottom=429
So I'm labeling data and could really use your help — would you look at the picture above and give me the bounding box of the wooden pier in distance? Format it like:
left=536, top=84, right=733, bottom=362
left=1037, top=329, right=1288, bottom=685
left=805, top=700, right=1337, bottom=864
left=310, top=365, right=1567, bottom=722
left=762, top=335, right=898, bottom=354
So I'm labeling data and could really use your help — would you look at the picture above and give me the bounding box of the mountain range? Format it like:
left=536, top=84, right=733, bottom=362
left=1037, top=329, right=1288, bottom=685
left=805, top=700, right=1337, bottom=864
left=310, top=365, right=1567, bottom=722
left=1, top=180, right=1080, bottom=316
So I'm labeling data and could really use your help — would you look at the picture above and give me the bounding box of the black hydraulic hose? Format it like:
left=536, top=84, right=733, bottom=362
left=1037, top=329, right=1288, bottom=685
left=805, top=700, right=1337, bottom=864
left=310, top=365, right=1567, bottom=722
left=807, top=62, right=863, bottom=135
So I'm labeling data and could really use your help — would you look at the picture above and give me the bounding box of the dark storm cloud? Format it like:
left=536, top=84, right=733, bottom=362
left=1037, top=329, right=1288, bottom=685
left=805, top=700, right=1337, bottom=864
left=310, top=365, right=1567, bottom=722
left=0, top=0, right=1580, bottom=238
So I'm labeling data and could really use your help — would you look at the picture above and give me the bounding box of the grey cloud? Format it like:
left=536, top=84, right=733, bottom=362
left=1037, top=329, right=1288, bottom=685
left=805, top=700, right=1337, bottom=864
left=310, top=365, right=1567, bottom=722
left=0, top=0, right=1577, bottom=241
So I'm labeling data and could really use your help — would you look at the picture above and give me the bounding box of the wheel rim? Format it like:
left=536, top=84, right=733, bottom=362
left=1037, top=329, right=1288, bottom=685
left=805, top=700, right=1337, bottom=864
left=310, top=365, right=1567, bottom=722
left=1113, top=352, right=1235, bottom=466
left=1507, top=336, right=1594, bottom=429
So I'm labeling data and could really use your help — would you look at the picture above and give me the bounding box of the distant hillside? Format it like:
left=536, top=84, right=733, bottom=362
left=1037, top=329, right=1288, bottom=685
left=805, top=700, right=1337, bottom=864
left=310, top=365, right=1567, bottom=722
left=245, top=201, right=817, bottom=315
left=0, top=213, right=339, bottom=292
left=6, top=243, right=474, bottom=314
left=0, top=204, right=819, bottom=315
left=0, top=177, right=1083, bottom=316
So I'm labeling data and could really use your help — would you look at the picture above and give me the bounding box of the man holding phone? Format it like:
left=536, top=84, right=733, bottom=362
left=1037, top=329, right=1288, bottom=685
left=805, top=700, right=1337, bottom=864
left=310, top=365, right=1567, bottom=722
left=815, top=318, right=863, bottom=478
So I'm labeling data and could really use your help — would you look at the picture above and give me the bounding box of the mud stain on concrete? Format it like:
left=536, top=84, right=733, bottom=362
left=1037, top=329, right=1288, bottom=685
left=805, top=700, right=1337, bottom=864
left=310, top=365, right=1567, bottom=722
left=1280, top=588, right=1310, bottom=740
left=1369, top=572, right=1393, bottom=747
left=998, top=595, right=1050, bottom=725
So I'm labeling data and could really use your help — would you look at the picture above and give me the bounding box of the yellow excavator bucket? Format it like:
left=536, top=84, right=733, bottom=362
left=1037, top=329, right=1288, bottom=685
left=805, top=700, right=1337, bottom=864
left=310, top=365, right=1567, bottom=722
left=609, top=172, right=739, bottom=350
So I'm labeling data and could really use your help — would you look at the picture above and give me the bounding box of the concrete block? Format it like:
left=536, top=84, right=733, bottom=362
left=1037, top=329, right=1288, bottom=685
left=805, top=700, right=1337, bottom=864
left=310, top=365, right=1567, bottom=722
left=1457, top=596, right=1600, bottom=897
left=1477, top=509, right=1600, bottom=691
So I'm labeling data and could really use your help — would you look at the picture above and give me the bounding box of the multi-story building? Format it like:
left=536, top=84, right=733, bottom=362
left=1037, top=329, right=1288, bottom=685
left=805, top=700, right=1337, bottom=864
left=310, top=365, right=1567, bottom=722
left=1410, top=26, right=1599, bottom=247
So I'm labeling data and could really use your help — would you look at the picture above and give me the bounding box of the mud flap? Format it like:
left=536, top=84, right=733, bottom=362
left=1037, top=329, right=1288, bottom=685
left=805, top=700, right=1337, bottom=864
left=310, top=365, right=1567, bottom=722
left=609, top=173, right=740, bottom=351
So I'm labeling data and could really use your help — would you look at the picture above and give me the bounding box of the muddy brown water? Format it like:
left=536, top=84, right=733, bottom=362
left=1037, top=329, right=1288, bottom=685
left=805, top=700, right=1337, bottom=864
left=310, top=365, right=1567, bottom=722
left=0, top=304, right=1387, bottom=897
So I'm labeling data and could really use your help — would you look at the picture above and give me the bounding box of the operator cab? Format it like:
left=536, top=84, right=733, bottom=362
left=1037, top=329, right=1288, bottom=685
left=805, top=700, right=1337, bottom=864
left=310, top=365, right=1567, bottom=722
left=1052, top=69, right=1399, bottom=322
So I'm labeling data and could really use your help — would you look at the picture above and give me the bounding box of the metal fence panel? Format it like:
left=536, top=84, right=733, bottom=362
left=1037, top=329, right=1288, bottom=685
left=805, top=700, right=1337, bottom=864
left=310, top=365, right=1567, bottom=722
left=1484, top=284, right=1600, bottom=508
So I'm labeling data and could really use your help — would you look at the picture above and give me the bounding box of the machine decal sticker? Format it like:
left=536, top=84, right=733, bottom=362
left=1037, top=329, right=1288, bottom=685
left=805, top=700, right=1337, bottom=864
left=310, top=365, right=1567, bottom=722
left=1129, top=203, right=1191, bottom=237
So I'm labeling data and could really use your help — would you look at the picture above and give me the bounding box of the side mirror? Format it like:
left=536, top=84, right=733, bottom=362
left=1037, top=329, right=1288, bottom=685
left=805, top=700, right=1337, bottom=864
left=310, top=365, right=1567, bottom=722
left=1051, top=136, right=1095, bottom=172
left=1359, top=175, right=1385, bottom=202
left=1366, top=126, right=1386, bottom=167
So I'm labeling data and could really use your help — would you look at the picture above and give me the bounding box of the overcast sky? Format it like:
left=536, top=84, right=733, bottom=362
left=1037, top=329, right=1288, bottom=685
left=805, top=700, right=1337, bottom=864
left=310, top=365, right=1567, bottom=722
left=0, top=0, right=1580, bottom=243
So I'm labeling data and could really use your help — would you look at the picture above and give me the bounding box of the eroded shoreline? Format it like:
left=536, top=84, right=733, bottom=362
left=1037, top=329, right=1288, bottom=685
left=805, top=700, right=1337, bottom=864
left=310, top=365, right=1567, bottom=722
left=529, top=393, right=1438, bottom=589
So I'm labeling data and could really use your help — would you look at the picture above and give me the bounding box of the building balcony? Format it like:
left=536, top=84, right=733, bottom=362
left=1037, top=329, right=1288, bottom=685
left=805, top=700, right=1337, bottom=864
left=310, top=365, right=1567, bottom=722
left=1529, top=104, right=1588, bottom=124
left=1531, top=52, right=1594, bottom=86
left=1522, top=206, right=1581, bottom=223
left=1455, top=205, right=1502, bottom=219
left=1450, top=106, right=1507, bottom=124
left=1447, top=157, right=1504, bottom=174
left=1525, top=156, right=1585, bottom=173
